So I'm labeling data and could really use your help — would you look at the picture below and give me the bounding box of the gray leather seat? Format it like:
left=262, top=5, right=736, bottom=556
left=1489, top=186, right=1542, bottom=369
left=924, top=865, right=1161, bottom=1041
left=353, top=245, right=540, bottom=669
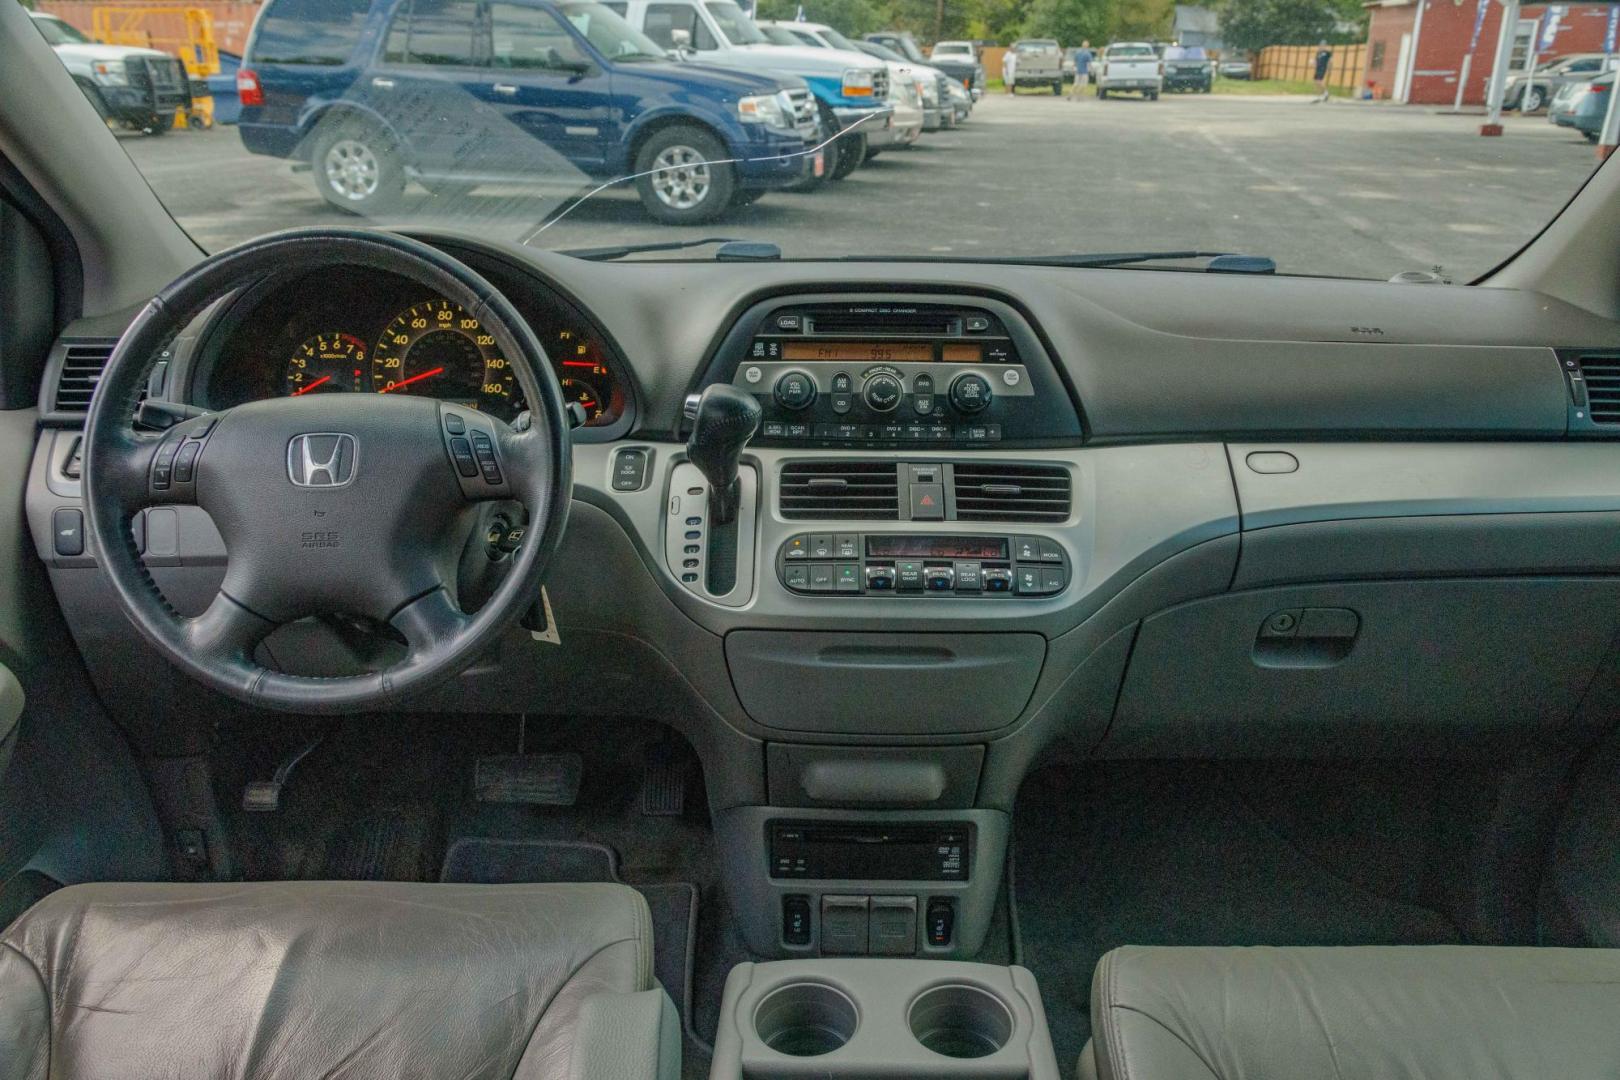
left=1080, top=944, right=1620, bottom=1080
left=0, top=880, right=680, bottom=1080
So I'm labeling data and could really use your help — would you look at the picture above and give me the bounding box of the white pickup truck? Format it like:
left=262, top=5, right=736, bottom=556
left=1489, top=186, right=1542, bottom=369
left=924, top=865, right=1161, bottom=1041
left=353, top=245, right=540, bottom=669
left=1097, top=41, right=1163, bottom=101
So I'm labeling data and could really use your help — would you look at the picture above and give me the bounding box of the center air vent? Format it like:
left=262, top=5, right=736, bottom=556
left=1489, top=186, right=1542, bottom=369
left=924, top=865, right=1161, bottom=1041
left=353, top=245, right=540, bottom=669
left=780, top=461, right=900, bottom=520
left=1575, top=353, right=1620, bottom=424
left=50, top=340, right=117, bottom=414
left=952, top=463, right=1071, bottom=522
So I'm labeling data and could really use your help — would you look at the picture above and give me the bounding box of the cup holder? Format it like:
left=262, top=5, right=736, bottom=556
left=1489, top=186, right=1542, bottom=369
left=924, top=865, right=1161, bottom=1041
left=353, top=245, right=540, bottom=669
left=908, top=984, right=1015, bottom=1059
left=754, top=982, right=859, bottom=1057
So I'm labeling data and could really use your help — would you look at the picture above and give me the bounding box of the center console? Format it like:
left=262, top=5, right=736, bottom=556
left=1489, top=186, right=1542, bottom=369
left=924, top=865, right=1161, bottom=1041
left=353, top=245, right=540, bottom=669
left=709, top=960, right=1062, bottom=1080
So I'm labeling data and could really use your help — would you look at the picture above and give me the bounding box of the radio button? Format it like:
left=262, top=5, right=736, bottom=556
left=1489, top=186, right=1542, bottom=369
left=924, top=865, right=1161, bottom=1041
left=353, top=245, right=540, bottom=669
left=965, top=315, right=991, bottom=332
left=774, top=370, right=817, bottom=410
left=831, top=392, right=853, bottom=415
left=863, top=371, right=903, bottom=413
left=762, top=421, right=786, bottom=438
left=776, top=314, right=803, bottom=332
left=785, top=423, right=811, bottom=438
left=924, top=565, right=955, bottom=591
left=949, top=373, right=992, bottom=414
left=896, top=560, right=925, bottom=590
left=913, top=394, right=935, bottom=416
left=865, top=564, right=897, bottom=590
left=831, top=371, right=853, bottom=393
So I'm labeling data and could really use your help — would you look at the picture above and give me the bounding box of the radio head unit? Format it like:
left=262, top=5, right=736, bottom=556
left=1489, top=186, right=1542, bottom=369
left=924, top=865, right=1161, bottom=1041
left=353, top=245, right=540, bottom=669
left=701, top=297, right=1082, bottom=450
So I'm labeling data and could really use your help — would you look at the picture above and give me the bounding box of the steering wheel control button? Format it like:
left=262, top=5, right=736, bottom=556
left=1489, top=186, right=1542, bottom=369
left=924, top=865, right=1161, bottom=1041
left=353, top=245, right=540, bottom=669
left=151, top=441, right=180, bottom=490
left=52, top=508, right=85, bottom=558
left=172, top=441, right=201, bottom=485
left=449, top=437, right=479, bottom=478
left=774, top=370, right=816, bottom=411
left=444, top=414, right=466, bottom=435
left=611, top=448, right=649, bottom=491
left=949, top=373, right=992, bottom=414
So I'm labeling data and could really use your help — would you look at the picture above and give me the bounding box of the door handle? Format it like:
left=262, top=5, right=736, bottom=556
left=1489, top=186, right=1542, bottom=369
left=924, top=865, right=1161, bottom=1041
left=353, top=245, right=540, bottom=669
left=492, top=83, right=519, bottom=95
left=371, top=77, right=396, bottom=89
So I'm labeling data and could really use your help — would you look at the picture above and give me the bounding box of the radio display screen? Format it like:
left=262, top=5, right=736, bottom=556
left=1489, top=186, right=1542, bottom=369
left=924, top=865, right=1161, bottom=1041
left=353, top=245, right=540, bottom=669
left=865, top=535, right=1008, bottom=560
left=769, top=823, right=970, bottom=881
left=781, top=342, right=934, bottom=363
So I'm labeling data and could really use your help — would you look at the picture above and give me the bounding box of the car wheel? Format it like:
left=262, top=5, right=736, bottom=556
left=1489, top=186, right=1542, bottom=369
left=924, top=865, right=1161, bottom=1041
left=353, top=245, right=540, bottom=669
left=144, top=112, right=175, bottom=135
left=1097, top=87, right=1108, bottom=100
left=831, top=132, right=865, bottom=180
left=1148, top=91, right=1160, bottom=101
left=1523, top=86, right=1546, bottom=112
left=311, top=120, right=405, bottom=216
left=633, top=124, right=735, bottom=225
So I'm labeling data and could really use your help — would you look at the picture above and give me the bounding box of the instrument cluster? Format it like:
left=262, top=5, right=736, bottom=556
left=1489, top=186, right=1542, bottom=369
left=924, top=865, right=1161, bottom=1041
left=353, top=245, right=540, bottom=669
left=198, top=267, right=625, bottom=429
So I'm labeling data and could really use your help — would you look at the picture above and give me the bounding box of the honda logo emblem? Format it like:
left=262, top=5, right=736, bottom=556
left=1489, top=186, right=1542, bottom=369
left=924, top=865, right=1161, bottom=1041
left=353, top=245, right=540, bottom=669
left=287, top=433, right=358, bottom=488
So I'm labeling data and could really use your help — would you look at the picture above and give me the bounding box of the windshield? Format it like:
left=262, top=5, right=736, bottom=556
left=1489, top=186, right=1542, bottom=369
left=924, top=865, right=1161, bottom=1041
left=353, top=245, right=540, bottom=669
left=759, top=25, right=805, bottom=46
left=705, top=1, right=766, bottom=45
left=71, top=0, right=1611, bottom=280
left=33, top=15, right=90, bottom=46
left=817, top=27, right=859, bottom=51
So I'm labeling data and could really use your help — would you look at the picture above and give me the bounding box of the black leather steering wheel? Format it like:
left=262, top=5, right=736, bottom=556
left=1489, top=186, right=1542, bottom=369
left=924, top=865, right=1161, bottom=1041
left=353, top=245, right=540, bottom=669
left=81, top=229, right=572, bottom=713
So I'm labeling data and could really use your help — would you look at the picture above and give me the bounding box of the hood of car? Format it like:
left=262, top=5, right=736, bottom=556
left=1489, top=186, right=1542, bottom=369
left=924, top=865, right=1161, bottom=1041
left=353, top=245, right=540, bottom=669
left=48, top=42, right=170, bottom=63
left=730, top=42, right=882, bottom=76
left=651, top=57, right=807, bottom=95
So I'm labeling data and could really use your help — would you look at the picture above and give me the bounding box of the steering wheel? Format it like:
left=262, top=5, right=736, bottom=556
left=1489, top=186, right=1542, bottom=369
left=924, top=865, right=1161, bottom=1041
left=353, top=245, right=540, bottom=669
left=81, top=229, right=572, bottom=714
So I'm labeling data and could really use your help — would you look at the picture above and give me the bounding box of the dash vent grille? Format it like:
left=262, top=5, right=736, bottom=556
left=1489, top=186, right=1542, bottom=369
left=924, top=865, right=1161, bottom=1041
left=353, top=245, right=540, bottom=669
left=52, top=341, right=117, bottom=414
left=779, top=461, right=900, bottom=520
left=1577, top=353, right=1620, bottom=424
left=952, top=463, right=1071, bottom=522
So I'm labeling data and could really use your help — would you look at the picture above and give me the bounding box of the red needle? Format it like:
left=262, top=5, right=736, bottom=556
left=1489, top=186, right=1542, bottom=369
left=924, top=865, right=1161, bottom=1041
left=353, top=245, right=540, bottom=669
left=379, top=366, right=445, bottom=393
left=292, top=375, right=331, bottom=396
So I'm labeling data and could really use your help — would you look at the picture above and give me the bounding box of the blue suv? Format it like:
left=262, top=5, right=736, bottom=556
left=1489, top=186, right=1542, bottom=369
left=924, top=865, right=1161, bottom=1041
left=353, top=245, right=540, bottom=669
left=236, top=0, right=820, bottom=223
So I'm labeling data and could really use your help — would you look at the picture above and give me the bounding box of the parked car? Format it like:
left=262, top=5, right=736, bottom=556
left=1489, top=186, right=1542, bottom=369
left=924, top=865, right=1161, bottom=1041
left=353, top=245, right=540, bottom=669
left=236, top=0, right=821, bottom=224
left=1218, top=57, right=1253, bottom=80
left=29, top=11, right=192, bottom=134
left=756, top=20, right=926, bottom=144
left=613, top=0, right=892, bottom=181
left=867, top=31, right=983, bottom=98
left=1550, top=72, right=1610, bottom=142
left=853, top=39, right=954, bottom=130
left=1508, top=53, right=1620, bottom=113
left=1004, top=38, right=1064, bottom=95
left=1163, top=45, right=1213, bottom=93
left=1097, top=41, right=1163, bottom=100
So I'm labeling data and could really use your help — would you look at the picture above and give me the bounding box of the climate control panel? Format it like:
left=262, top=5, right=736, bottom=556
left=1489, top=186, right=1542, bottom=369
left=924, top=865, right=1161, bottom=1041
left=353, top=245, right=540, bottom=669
left=778, top=532, right=1069, bottom=598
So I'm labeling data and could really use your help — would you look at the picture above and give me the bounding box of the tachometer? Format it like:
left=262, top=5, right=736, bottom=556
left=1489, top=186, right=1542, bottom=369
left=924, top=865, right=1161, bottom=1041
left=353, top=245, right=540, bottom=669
left=371, top=299, right=518, bottom=418
left=285, top=332, right=367, bottom=396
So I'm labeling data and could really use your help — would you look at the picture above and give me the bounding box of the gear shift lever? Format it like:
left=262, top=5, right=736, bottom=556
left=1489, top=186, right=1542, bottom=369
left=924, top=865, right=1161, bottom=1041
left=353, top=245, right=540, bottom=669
left=685, top=384, right=761, bottom=525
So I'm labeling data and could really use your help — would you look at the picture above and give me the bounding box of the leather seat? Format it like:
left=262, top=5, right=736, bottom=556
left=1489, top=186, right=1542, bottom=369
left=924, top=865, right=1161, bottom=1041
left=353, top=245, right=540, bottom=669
left=1080, top=944, right=1620, bottom=1080
left=0, top=880, right=679, bottom=1080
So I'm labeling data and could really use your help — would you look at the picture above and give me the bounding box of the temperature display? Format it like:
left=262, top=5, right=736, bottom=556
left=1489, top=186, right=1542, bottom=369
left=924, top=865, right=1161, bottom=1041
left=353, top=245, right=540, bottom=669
left=865, top=536, right=1009, bottom=560
left=782, top=341, right=934, bottom=363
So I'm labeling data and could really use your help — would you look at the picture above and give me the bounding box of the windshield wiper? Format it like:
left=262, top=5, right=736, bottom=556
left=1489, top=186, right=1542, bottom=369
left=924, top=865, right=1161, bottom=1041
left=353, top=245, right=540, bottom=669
left=840, top=250, right=1276, bottom=273
left=559, top=237, right=781, bottom=262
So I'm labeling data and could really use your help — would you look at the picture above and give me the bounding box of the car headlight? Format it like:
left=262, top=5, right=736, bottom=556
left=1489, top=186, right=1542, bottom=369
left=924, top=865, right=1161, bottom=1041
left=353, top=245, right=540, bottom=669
left=738, top=92, right=795, bottom=133
left=918, top=78, right=939, bottom=105
left=91, top=60, right=129, bottom=86
left=842, top=67, right=877, bottom=97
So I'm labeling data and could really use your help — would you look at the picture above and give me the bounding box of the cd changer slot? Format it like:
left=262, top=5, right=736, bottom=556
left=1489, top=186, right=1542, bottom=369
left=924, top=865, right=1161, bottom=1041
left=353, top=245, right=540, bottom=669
left=807, top=312, right=961, bottom=336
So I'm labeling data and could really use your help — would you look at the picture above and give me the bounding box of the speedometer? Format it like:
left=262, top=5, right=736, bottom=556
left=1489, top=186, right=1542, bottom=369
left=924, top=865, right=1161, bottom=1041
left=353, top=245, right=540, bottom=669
left=370, top=299, right=519, bottom=418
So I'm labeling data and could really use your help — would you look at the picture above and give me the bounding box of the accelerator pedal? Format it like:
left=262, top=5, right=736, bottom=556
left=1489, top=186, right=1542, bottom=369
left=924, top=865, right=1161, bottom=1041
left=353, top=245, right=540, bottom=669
left=640, top=738, right=687, bottom=817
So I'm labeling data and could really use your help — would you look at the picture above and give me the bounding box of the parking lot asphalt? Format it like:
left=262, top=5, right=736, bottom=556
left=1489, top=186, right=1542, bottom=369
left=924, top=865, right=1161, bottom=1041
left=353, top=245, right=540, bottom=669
left=123, top=92, right=1601, bottom=280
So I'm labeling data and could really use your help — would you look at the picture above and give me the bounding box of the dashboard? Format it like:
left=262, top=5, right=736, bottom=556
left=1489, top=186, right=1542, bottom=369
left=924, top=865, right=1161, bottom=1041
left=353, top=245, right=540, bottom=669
left=192, top=263, right=628, bottom=430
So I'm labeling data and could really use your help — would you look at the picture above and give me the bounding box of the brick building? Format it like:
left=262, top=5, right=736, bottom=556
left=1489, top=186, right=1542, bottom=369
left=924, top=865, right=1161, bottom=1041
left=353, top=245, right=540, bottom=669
left=1365, top=0, right=1619, bottom=104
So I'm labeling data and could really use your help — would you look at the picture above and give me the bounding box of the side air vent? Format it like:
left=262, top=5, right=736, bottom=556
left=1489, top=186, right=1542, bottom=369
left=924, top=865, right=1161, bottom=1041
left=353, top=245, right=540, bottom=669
left=780, top=461, right=900, bottom=520
left=50, top=340, right=117, bottom=414
left=1576, top=353, right=1620, bottom=424
left=953, top=463, right=1072, bottom=522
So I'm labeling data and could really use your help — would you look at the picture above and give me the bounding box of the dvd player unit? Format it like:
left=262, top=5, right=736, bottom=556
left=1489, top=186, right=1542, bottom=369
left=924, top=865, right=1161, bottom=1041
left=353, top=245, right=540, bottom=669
left=769, top=822, right=971, bottom=881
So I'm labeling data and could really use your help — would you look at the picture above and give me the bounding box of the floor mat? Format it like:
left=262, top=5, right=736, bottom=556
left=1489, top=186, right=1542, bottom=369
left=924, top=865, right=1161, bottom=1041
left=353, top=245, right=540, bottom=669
left=1012, top=761, right=1465, bottom=1067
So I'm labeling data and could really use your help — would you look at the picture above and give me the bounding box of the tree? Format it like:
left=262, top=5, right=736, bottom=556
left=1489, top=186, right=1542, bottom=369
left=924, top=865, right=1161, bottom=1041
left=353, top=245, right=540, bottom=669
left=1216, top=0, right=1360, bottom=55
left=1111, top=0, right=1175, bottom=41
left=1020, top=0, right=1115, bottom=46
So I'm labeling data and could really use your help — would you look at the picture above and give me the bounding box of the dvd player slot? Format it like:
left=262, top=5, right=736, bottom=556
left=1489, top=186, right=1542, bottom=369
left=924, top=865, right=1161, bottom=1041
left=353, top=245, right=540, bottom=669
left=808, top=312, right=961, bottom=336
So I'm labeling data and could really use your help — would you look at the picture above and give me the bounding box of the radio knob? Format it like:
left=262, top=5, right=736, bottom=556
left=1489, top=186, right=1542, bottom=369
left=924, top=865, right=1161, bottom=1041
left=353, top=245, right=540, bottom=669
left=862, top=371, right=903, bottom=413
left=774, top=370, right=817, bottom=411
left=949, top=373, right=992, bottom=414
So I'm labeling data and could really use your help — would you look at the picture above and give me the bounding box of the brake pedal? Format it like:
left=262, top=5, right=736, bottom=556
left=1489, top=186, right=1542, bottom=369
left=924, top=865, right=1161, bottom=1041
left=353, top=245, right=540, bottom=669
left=242, top=734, right=324, bottom=813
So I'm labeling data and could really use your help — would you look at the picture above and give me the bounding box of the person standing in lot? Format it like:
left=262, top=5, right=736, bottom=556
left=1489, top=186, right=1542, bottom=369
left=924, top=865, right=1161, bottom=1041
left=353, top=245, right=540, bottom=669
left=1070, top=40, right=1094, bottom=100
left=1313, top=42, right=1333, bottom=102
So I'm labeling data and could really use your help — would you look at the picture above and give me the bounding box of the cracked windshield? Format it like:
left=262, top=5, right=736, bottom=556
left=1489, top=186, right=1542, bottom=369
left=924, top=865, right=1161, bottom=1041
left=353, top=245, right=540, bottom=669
left=28, top=0, right=1615, bottom=278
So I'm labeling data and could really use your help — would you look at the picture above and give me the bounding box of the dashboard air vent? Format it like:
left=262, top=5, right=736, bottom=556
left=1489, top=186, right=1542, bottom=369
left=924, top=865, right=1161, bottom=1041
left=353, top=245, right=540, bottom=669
left=51, top=340, right=117, bottom=414
left=953, top=463, right=1072, bottom=522
left=780, top=461, right=900, bottom=520
left=1577, top=353, right=1620, bottom=424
